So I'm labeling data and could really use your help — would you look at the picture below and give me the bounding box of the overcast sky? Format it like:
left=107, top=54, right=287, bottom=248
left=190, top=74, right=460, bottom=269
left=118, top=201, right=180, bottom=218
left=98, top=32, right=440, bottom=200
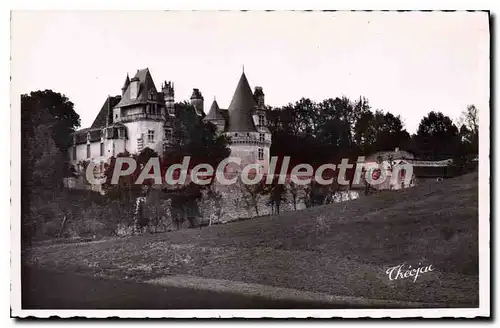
left=12, top=11, right=489, bottom=133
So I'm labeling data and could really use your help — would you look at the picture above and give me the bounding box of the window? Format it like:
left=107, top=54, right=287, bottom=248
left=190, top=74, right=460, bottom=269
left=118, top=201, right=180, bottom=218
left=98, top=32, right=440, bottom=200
left=167, top=106, right=175, bottom=116
left=148, top=130, right=155, bottom=143
left=234, top=133, right=238, bottom=137
left=112, top=143, right=115, bottom=156
left=164, top=128, right=173, bottom=140
left=100, top=142, right=104, bottom=156
left=258, top=148, right=264, bottom=160
left=72, top=146, right=76, bottom=160
left=86, top=144, right=91, bottom=158
left=118, top=128, right=125, bottom=139
left=258, top=115, right=265, bottom=126
left=259, top=133, right=265, bottom=142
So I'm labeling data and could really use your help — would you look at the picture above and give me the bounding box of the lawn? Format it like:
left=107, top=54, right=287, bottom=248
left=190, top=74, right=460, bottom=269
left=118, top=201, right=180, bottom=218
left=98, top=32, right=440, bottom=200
left=23, top=172, right=479, bottom=306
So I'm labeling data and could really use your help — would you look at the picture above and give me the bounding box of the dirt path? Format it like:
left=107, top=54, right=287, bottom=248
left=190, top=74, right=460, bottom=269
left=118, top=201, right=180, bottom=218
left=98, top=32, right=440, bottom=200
left=22, top=266, right=393, bottom=309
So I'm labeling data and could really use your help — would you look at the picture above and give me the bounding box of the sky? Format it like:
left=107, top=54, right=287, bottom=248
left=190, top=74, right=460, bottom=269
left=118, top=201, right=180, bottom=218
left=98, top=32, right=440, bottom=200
left=12, top=11, right=489, bottom=133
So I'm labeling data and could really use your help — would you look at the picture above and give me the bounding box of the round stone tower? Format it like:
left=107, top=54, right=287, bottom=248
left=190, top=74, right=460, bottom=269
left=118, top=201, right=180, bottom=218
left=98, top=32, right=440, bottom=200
left=225, top=71, right=271, bottom=174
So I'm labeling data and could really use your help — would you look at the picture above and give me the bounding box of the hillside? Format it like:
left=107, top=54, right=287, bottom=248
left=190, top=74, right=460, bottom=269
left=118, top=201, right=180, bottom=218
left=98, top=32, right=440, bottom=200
left=23, top=172, right=479, bottom=306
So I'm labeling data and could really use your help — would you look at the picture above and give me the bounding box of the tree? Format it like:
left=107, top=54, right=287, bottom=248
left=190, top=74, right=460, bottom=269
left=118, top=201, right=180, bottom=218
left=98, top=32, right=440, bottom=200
left=21, top=90, right=81, bottom=152
left=287, top=181, right=300, bottom=211
left=415, top=111, right=461, bottom=160
left=165, top=101, right=230, bottom=171
left=262, top=180, right=287, bottom=215
left=354, top=109, right=410, bottom=154
left=22, top=90, right=81, bottom=189
left=240, top=179, right=265, bottom=217
left=162, top=102, right=231, bottom=227
left=459, top=105, right=479, bottom=156
left=21, top=90, right=81, bottom=245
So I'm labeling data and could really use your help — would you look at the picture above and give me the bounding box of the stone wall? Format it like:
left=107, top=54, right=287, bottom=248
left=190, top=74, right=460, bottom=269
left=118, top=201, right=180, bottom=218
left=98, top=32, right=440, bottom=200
left=196, top=182, right=359, bottom=225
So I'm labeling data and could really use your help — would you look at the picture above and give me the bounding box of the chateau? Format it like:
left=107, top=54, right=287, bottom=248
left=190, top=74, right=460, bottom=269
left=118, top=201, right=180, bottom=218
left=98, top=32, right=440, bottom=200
left=68, top=68, right=272, bottom=183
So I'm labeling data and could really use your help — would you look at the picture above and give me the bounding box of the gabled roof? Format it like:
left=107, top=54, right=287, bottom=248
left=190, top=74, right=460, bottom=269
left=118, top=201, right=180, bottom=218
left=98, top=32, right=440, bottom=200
left=115, top=68, right=159, bottom=108
left=226, top=72, right=258, bottom=132
left=204, top=100, right=225, bottom=121
left=73, top=128, right=103, bottom=144
left=91, top=95, right=121, bottom=129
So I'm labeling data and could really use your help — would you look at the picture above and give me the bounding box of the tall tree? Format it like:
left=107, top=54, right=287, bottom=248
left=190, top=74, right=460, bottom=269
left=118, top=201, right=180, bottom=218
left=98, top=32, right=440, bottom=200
left=354, top=109, right=410, bottom=154
left=162, top=102, right=231, bottom=227
left=459, top=104, right=479, bottom=156
left=21, top=90, right=81, bottom=152
left=415, top=111, right=461, bottom=160
left=21, top=90, right=81, bottom=189
left=21, top=90, right=80, bottom=245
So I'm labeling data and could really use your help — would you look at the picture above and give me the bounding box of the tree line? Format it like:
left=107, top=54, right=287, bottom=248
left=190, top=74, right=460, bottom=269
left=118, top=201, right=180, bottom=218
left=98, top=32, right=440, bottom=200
left=267, top=96, right=478, bottom=166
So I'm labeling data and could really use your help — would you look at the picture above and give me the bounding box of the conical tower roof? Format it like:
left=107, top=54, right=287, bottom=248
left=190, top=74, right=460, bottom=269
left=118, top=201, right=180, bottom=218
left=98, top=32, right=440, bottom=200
left=226, top=72, right=257, bottom=132
left=204, top=99, right=225, bottom=120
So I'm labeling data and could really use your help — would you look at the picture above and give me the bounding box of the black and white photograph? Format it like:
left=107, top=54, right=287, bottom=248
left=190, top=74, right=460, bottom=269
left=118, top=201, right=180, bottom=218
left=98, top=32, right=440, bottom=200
left=9, top=8, right=490, bottom=319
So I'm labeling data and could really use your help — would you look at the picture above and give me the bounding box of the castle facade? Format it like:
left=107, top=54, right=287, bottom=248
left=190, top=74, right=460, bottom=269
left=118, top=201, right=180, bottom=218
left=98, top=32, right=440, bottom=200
left=68, top=68, right=272, bottom=184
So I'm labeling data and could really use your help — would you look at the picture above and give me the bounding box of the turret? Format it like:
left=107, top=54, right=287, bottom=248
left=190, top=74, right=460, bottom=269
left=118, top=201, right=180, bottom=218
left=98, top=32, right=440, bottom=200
left=225, top=71, right=271, bottom=174
left=162, top=81, right=175, bottom=116
left=190, top=88, right=204, bottom=116
left=203, top=99, right=226, bottom=134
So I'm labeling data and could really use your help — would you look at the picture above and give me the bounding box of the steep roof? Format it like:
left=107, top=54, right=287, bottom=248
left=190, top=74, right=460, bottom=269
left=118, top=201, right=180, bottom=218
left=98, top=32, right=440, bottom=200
left=121, top=74, right=130, bottom=91
left=115, top=68, right=158, bottom=108
left=204, top=100, right=225, bottom=121
left=226, top=72, right=257, bottom=132
left=91, top=95, right=122, bottom=129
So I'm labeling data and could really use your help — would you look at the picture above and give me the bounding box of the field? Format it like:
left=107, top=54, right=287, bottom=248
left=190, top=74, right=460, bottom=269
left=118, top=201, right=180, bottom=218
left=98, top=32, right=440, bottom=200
left=23, top=172, right=479, bottom=306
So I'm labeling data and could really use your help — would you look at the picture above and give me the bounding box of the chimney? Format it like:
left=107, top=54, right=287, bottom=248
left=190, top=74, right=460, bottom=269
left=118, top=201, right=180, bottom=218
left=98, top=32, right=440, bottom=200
left=129, top=77, right=140, bottom=99
left=254, top=86, right=265, bottom=108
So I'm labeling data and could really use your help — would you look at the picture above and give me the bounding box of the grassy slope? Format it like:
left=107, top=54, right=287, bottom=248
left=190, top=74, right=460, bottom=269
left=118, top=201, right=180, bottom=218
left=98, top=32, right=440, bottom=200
left=24, top=172, right=479, bottom=306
